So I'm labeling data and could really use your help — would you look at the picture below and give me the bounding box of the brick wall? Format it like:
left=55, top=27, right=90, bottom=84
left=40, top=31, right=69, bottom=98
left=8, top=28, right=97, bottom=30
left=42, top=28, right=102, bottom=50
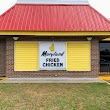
left=0, top=39, right=6, bottom=76
left=6, top=36, right=100, bottom=78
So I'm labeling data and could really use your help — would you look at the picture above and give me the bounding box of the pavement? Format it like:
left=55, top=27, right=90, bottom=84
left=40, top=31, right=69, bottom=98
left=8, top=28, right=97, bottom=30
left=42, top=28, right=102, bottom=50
left=0, top=78, right=104, bottom=83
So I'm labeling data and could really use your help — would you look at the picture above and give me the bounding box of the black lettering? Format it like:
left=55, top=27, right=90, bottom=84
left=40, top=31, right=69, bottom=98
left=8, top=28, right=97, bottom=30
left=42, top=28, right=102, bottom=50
left=46, top=58, right=49, bottom=62
left=49, top=58, right=53, bottom=62
left=57, top=63, right=59, bottom=67
left=46, top=63, right=48, bottom=67
left=60, top=63, right=63, bottom=67
left=41, top=51, right=47, bottom=57
left=54, top=63, right=56, bottom=67
left=60, top=52, right=64, bottom=56
left=51, top=63, right=53, bottom=67
left=43, top=63, right=45, bottom=67
left=41, top=51, right=65, bottom=57
left=57, top=58, right=60, bottom=62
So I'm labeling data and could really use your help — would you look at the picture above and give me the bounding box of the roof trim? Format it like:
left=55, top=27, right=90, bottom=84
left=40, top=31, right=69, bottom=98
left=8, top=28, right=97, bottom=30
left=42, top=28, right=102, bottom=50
left=0, top=31, right=110, bottom=36
left=89, top=5, right=110, bottom=24
left=103, top=38, right=110, bottom=41
left=17, top=0, right=89, bottom=4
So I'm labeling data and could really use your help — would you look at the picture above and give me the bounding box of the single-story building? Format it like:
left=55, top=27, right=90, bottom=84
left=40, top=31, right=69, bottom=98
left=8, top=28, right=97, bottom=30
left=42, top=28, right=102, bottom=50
left=0, top=0, right=110, bottom=78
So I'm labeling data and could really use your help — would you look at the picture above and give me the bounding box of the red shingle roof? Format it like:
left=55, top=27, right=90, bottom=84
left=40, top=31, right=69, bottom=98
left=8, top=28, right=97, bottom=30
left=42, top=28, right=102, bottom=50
left=0, top=4, right=110, bottom=31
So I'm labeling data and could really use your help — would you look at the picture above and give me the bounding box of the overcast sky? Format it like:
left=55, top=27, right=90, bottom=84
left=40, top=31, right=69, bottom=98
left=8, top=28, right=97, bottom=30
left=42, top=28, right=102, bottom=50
left=89, top=0, right=110, bottom=18
left=0, top=0, right=110, bottom=18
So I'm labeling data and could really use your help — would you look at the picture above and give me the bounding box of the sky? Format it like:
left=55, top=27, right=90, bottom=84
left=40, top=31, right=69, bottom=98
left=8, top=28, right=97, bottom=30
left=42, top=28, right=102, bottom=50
left=0, top=0, right=17, bottom=15
left=89, top=0, right=110, bottom=18
left=0, top=0, right=110, bottom=18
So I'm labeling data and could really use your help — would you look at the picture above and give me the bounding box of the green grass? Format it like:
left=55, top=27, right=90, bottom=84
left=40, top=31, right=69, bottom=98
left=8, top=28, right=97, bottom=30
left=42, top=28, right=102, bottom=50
left=0, top=83, right=110, bottom=110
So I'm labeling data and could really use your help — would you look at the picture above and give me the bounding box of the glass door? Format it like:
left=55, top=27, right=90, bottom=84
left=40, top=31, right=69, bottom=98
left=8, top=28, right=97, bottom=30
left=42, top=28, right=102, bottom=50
left=100, top=41, right=110, bottom=74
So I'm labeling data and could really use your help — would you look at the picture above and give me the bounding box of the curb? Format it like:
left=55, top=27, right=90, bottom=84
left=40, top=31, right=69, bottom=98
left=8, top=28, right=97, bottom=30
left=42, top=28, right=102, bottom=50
left=0, top=78, right=104, bottom=83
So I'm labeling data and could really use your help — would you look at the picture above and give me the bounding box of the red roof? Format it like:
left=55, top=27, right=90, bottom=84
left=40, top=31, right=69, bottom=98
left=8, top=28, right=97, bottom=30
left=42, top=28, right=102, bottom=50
left=0, top=4, right=110, bottom=31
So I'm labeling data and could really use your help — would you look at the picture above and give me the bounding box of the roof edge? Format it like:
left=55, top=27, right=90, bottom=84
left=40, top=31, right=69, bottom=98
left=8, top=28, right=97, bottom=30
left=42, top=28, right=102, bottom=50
left=16, top=4, right=89, bottom=6
left=0, top=5, right=15, bottom=18
left=88, top=5, right=110, bottom=24
left=0, top=31, right=110, bottom=36
left=0, top=1, right=16, bottom=17
left=17, top=0, right=89, bottom=5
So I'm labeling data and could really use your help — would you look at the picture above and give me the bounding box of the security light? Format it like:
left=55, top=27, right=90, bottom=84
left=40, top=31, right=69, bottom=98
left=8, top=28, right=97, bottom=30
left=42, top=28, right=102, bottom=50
left=87, top=37, right=92, bottom=41
left=13, top=37, right=19, bottom=40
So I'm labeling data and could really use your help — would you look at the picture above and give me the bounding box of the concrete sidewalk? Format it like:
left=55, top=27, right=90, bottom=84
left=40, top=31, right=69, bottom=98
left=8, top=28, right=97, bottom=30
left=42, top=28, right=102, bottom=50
left=0, top=78, right=104, bottom=83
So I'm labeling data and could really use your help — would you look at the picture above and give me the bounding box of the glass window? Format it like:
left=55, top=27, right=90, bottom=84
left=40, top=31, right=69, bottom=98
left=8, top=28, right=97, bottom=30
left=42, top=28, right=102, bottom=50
left=100, top=42, right=110, bottom=63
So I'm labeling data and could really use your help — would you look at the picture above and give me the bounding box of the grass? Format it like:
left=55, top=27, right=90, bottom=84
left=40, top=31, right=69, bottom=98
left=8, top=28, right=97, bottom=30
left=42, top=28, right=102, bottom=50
left=0, top=83, right=110, bottom=110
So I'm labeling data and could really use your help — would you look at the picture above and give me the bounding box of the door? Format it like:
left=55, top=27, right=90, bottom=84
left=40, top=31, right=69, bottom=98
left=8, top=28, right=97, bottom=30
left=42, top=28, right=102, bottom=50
left=100, top=41, right=110, bottom=75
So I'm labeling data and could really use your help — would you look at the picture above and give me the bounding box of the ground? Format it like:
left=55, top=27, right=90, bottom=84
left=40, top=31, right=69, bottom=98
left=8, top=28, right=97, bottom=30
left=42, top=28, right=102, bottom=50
left=0, top=83, right=110, bottom=110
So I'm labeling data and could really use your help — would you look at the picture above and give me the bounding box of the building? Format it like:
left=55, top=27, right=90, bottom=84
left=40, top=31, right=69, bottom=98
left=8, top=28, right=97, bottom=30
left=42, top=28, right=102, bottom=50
left=0, top=0, right=110, bottom=78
